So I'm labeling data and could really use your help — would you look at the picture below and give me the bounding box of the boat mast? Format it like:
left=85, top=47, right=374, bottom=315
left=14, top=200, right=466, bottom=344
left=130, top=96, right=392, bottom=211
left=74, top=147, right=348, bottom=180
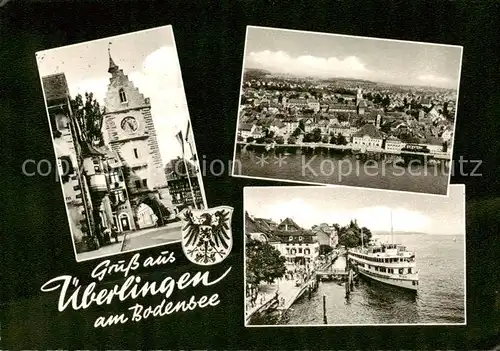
left=390, top=210, right=393, bottom=245
left=360, top=226, right=363, bottom=248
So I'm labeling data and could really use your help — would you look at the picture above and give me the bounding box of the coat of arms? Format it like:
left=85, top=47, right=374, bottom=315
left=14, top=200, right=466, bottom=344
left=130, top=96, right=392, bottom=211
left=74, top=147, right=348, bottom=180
left=179, top=206, right=234, bottom=265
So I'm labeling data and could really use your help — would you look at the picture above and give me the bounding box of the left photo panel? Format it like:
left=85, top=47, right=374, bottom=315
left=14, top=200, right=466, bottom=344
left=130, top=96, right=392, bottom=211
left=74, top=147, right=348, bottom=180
left=36, top=25, right=207, bottom=262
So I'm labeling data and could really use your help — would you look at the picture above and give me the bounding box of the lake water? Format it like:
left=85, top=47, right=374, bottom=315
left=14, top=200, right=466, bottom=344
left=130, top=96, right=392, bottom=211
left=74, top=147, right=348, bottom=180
left=234, top=149, right=449, bottom=195
left=250, top=234, right=465, bottom=325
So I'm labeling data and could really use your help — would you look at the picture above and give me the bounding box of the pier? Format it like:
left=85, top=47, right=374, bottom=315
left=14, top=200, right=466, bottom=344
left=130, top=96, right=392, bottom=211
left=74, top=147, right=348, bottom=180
left=245, top=277, right=318, bottom=324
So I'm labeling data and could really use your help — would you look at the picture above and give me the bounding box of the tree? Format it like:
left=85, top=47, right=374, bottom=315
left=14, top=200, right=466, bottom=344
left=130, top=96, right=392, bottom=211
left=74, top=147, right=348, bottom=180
left=237, top=135, right=244, bottom=142
left=292, top=127, right=302, bottom=137
left=275, top=135, right=285, bottom=144
left=312, top=128, right=322, bottom=142
left=336, top=220, right=372, bottom=248
left=319, top=244, right=333, bottom=256
left=321, top=135, right=329, bottom=143
left=265, top=129, right=275, bottom=139
left=71, top=92, right=104, bottom=146
left=246, top=136, right=255, bottom=143
left=337, top=133, right=348, bottom=145
left=298, top=119, right=306, bottom=132
left=246, top=239, right=286, bottom=285
left=330, top=134, right=338, bottom=144
left=403, top=97, right=408, bottom=107
left=287, top=136, right=297, bottom=144
left=382, top=95, right=391, bottom=109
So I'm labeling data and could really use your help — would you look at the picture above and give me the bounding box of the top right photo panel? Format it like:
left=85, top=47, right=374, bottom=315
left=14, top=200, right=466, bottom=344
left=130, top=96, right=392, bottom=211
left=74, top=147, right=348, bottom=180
left=232, top=26, right=463, bottom=196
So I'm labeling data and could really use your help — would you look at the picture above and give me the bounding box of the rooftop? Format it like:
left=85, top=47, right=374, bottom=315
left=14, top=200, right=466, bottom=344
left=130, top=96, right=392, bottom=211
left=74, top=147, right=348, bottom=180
left=353, top=124, right=384, bottom=139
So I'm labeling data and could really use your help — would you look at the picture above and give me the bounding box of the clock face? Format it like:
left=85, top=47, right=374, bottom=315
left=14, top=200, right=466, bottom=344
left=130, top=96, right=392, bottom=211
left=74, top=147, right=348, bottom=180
left=121, top=116, right=138, bottom=133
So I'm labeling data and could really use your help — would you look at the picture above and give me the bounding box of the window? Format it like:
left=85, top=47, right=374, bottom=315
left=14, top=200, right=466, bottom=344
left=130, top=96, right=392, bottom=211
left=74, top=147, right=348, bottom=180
left=298, top=248, right=302, bottom=254
left=119, top=88, right=127, bottom=103
left=135, top=180, right=141, bottom=188
left=289, top=236, right=293, bottom=242
left=133, top=148, right=139, bottom=159
left=142, top=179, right=148, bottom=187
left=298, top=236, right=303, bottom=241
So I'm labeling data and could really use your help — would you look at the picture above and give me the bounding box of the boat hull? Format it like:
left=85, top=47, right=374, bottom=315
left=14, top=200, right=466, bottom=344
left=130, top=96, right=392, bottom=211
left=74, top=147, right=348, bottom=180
left=358, top=268, right=418, bottom=291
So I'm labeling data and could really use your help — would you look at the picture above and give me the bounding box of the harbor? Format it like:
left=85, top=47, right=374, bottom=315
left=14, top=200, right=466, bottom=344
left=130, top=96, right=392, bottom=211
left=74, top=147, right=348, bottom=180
left=247, top=234, right=465, bottom=326
left=246, top=251, right=360, bottom=325
left=244, top=186, right=466, bottom=326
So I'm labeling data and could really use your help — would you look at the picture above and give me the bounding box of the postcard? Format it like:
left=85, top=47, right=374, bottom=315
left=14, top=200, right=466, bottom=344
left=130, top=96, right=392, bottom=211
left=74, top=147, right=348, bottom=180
left=36, top=25, right=208, bottom=261
left=232, top=26, right=463, bottom=196
left=244, top=184, right=466, bottom=326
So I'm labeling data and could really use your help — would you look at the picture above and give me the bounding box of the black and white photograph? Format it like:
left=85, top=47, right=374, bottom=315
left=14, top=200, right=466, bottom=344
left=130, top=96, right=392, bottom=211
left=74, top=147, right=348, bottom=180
left=244, top=184, right=466, bottom=326
left=233, top=26, right=463, bottom=195
left=36, top=25, right=207, bottom=262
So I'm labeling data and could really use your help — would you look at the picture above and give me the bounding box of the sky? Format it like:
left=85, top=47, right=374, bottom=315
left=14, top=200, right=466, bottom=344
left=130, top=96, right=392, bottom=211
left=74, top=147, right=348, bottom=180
left=244, top=26, right=463, bottom=89
left=36, top=25, right=194, bottom=164
left=244, top=184, right=465, bottom=235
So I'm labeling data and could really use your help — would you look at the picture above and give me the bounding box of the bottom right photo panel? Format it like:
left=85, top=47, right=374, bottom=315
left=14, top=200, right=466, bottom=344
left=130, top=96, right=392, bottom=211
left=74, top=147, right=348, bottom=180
left=244, top=184, right=466, bottom=326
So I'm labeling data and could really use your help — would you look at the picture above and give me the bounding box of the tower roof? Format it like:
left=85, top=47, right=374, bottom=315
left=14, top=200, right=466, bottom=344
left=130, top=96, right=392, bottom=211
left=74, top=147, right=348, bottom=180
left=108, top=45, right=119, bottom=74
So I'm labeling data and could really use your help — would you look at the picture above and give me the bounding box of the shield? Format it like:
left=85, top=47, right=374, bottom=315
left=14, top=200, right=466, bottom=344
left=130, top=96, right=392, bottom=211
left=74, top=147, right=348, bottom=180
left=179, top=206, right=234, bottom=266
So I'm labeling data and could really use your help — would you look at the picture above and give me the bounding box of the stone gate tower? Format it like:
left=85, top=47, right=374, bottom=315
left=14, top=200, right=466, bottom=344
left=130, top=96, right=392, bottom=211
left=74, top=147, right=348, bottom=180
left=102, top=48, right=173, bottom=229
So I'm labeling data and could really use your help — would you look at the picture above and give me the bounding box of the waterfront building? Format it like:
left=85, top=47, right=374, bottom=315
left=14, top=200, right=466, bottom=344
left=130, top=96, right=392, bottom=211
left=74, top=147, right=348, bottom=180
left=244, top=212, right=279, bottom=243
left=273, top=218, right=319, bottom=271
left=283, top=117, right=299, bottom=134
left=352, top=124, right=384, bottom=150
left=312, top=223, right=338, bottom=248
left=384, top=136, right=404, bottom=153
left=269, top=118, right=287, bottom=136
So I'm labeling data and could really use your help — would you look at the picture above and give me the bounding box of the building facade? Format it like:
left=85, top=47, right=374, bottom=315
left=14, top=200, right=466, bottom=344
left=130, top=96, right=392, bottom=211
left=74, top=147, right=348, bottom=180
left=273, top=218, right=319, bottom=272
left=165, top=157, right=204, bottom=211
left=42, top=73, right=96, bottom=252
left=102, top=49, right=174, bottom=230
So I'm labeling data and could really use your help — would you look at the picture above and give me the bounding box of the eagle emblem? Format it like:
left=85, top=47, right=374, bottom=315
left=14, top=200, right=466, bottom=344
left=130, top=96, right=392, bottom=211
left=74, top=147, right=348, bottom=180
left=179, top=206, right=234, bottom=265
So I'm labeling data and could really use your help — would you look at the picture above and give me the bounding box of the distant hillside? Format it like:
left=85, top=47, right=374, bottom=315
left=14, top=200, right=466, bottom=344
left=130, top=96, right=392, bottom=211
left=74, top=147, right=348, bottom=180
left=321, top=77, right=377, bottom=86
left=373, top=230, right=428, bottom=236
left=243, top=68, right=271, bottom=80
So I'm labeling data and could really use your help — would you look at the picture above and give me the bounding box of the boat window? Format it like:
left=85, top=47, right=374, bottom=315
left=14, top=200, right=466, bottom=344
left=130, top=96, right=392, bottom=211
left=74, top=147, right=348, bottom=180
left=408, top=268, right=412, bottom=274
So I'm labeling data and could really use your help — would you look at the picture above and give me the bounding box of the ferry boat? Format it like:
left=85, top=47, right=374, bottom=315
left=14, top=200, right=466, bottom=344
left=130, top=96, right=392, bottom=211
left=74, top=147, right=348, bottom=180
left=347, top=218, right=419, bottom=291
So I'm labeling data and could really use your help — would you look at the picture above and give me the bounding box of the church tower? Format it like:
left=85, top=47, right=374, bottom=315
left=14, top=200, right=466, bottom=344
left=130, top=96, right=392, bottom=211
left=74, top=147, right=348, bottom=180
left=102, top=47, right=173, bottom=227
left=103, top=47, right=166, bottom=189
left=356, top=86, right=363, bottom=106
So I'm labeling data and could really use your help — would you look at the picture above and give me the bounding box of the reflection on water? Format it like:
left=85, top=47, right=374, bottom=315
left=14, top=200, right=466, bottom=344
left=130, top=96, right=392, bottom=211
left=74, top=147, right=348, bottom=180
left=249, top=234, right=465, bottom=325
